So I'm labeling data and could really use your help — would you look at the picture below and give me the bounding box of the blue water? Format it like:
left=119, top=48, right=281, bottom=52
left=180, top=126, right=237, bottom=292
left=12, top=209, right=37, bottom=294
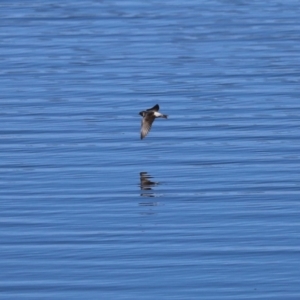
left=1, top=1, right=300, bottom=299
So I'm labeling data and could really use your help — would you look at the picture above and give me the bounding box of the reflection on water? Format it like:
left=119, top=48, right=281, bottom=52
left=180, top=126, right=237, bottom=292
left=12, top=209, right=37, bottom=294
left=2, top=0, right=300, bottom=299
left=140, top=172, right=159, bottom=191
left=139, top=172, right=159, bottom=203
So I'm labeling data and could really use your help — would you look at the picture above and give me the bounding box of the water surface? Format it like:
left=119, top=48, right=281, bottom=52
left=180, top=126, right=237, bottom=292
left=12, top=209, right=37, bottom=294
left=1, top=1, right=300, bottom=299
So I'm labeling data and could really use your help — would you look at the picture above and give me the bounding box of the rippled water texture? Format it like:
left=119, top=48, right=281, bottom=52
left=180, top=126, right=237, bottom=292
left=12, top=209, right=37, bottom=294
left=1, top=1, right=300, bottom=299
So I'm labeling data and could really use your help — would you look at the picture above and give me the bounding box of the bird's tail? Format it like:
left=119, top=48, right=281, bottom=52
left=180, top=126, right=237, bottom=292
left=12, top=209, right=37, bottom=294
left=162, top=114, right=168, bottom=119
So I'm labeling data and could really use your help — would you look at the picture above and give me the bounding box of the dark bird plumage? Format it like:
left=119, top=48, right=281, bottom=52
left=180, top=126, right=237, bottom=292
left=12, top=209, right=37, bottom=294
left=139, top=104, right=168, bottom=139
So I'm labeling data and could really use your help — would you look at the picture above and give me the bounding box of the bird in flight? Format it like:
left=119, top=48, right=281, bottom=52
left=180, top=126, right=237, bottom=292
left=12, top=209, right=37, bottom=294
left=139, top=104, right=168, bottom=139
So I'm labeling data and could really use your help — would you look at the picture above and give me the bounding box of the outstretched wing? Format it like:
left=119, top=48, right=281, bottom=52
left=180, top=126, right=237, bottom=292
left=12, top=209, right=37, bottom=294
left=146, top=104, right=159, bottom=112
left=141, top=112, right=155, bottom=139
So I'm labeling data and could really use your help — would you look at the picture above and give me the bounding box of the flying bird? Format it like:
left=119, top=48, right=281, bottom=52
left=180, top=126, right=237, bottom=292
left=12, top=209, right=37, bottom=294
left=139, top=104, right=168, bottom=139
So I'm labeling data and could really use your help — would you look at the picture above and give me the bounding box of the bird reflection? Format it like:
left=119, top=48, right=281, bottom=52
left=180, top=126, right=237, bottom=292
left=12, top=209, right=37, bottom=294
left=139, top=172, right=159, bottom=199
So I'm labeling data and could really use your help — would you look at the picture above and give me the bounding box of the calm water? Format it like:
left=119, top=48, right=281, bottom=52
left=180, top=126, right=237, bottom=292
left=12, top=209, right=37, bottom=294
left=1, top=1, right=300, bottom=299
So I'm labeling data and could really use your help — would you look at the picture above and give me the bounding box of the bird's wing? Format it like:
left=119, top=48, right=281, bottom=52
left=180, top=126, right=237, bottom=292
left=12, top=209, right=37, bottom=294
left=146, top=104, right=159, bottom=112
left=141, top=112, right=155, bottom=139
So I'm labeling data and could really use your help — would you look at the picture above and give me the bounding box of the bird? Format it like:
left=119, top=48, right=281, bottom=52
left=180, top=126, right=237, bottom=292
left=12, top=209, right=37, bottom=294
left=139, top=104, right=168, bottom=139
